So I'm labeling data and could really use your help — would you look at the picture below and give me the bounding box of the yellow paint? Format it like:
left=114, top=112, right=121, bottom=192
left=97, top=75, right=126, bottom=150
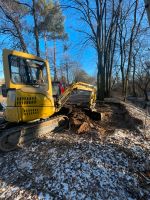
left=3, top=49, right=55, bottom=122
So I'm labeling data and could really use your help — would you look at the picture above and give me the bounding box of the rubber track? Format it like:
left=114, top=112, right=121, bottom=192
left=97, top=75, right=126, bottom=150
left=0, top=115, right=69, bottom=152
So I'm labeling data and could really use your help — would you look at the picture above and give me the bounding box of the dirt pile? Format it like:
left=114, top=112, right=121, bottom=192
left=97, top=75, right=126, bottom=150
left=68, top=107, right=93, bottom=134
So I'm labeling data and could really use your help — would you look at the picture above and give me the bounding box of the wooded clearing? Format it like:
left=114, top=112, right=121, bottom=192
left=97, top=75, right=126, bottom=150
left=0, top=0, right=150, bottom=200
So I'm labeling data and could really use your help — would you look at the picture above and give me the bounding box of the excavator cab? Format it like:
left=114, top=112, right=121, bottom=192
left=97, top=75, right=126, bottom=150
left=10, top=56, right=48, bottom=88
left=3, top=49, right=55, bottom=122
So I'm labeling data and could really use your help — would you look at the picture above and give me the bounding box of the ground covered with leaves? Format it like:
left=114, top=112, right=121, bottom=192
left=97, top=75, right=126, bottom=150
left=0, top=102, right=150, bottom=200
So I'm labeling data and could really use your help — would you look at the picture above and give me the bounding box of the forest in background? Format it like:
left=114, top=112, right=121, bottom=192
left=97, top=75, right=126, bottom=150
left=0, top=0, right=150, bottom=101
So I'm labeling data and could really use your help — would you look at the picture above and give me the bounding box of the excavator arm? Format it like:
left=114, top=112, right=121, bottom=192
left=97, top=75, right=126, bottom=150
left=56, top=82, right=96, bottom=111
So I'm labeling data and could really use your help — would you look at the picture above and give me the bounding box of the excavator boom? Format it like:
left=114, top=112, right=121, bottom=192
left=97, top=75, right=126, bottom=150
left=56, top=82, right=96, bottom=111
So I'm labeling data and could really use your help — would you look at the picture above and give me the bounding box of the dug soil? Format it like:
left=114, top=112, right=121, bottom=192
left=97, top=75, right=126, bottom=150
left=67, top=102, right=143, bottom=142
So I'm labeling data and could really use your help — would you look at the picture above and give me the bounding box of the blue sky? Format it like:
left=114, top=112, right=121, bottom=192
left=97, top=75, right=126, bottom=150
left=0, top=5, right=97, bottom=79
left=63, top=8, right=97, bottom=75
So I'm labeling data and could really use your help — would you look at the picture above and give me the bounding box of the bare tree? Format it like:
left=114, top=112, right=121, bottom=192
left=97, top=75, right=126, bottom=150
left=59, top=55, right=80, bottom=84
left=62, top=0, right=148, bottom=101
left=123, top=0, right=145, bottom=101
left=0, top=0, right=28, bottom=52
left=32, top=0, right=40, bottom=56
left=63, top=0, right=123, bottom=100
left=73, top=67, right=96, bottom=84
left=131, top=44, right=141, bottom=97
left=136, top=62, right=150, bottom=101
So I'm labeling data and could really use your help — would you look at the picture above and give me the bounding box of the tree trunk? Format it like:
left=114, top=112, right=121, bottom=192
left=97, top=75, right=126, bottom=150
left=121, top=73, right=125, bottom=95
left=66, top=63, right=69, bottom=85
left=44, top=32, right=48, bottom=59
left=14, top=22, right=27, bottom=52
left=119, top=22, right=126, bottom=97
left=97, top=69, right=101, bottom=100
left=32, top=0, right=40, bottom=57
left=144, top=90, right=149, bottom=101
left=124, top=0, right=138, bottom=101
left=53, top=39, right=57, bottom=81
left=97, top=51, right=105, bottom=101
left=132, top=58, right=137, bottom=97
left=108, top=23, right=118, bottom=97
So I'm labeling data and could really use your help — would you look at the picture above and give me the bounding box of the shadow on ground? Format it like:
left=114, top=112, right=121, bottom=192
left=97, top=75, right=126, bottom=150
left=0, top=103, right=149, bottom=199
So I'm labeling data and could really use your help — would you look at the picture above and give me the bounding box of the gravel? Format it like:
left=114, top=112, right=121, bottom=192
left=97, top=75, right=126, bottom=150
left=0, top=102, right=150, bottom=200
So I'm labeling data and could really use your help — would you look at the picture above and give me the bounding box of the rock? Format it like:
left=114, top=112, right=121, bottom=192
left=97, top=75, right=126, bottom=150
left=77, top=122, right=90, bottom=134
left=98, top=127, right=106, bottom=135
left=70, top=118, right=81, bottom=127
left=90, top=123, right=94, bottom=128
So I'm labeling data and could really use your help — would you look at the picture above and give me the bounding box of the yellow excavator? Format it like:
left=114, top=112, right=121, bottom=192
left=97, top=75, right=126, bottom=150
left=0, top=49, right=98, bottom=151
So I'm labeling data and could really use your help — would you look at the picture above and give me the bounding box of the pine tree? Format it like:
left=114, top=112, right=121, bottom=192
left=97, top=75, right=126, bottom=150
left=36, top=0, right=67, bottom=80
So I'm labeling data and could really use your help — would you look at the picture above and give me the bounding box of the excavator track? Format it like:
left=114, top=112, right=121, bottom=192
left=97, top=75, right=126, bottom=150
left=0, top=115, right=69, bottom=152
